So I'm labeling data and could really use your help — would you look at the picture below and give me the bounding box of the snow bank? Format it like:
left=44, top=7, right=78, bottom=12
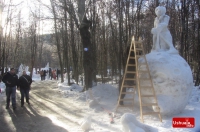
left=138, top=52, right=193, bottom=116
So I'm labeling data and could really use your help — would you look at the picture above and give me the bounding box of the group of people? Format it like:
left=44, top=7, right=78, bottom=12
left=40, top=70, right=47, bottom=80
left=39, top=68, right=60, bottom=81
left=51, top=69, right=57, bottom=80
left=2, top=68, right=32, bottom=110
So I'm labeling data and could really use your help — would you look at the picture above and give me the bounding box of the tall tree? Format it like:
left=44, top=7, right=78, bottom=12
left=77, top=0, right=95, bottom=90
left=50, top=0, right=64, bottom=82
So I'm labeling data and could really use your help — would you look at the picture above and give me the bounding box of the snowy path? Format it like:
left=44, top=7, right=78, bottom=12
left=0, top=80, right=122, bottom=132
left=0, top=80, right=84, bottom=132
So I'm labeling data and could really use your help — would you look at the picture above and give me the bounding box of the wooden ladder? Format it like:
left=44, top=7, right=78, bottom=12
left=117, top=36, right=162, bottom=122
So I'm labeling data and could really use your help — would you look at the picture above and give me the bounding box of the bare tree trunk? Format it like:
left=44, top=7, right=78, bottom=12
left=14, top=11, right=22, bottom=67
left=30, top=25, right=37, bottom=78
left=91, top=0, right=97, bottom=82
left=118, top=0, right=123, bottom=79
left=70, top=4, right=79, bottom=84
left=101, top=8, right=107, bottom=78
left=63, top=0, right=71, bottom=85
left=79, top=16, right=93, bottom=89
left=50, top=0, right=64, bottom=82
left=78, top=0, right=94, bottom=90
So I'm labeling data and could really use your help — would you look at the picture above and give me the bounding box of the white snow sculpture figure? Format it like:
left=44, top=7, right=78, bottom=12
left=151, top=6, right=178, bottom=54
left=18, top=64, right=24, bottom=77
left=45, top=62, right=49, bottom=69
left=121, top=113, right=157, bottom=132
left=80, top=115, right=92, bottom=131
left=25, top=66, right=29, bottom=72
left=137, top=6, right=193, bottom=117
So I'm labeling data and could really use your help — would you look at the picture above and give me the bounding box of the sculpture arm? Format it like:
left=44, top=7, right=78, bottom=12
left=151, top=18, right=158, bottom=34
left=156, top=15, right=169, bottom=32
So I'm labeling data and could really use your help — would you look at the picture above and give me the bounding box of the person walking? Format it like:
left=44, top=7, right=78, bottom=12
left=2, top=68, right=18, bottom=110
left=40, top=70, right=44, bottom=80
left=43, top=70, right=46, bottom=80
left=49, top=68, right=52, bottom=79
left=18, top=71, right=32, bottom=107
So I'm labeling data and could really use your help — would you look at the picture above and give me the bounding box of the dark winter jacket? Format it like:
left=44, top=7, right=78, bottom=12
left=2, top=72, right=18, bottom=87
left=18, top=75, right=32, bottom=89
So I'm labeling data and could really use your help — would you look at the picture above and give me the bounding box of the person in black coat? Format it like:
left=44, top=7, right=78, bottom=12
left=43, top=70, right=46, bottom=80
left=2, top=68, right=18, bottom=110
left=18, top=71, right=32, bottom=107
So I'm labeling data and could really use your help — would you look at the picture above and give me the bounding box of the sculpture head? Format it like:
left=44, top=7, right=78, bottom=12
left=155, top=6, right=166, bottom=17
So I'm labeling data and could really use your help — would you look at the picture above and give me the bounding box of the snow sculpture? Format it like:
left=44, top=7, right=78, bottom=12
left=137, top=6, right=193, bottom=116
left=41, top=62, right=49, bottom=71
left=151, top=6, right=178, bottom=54
left=18, top=64, right=30, bottom=76
left=121, top=113, right=157, bottom=132
left=25, top=66, right=29, bottom=72
left=139, top=52, right=193, bottom=116
left=80, top=116, right=92, bottom=131
left=18, top=64, right=24, bottom=77
left=45, top=62, right=49, bottom=69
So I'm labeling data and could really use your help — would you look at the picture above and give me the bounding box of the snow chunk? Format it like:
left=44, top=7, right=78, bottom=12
left=138, top=52, right=193, bottom=116
left=121, top=113, right=157, bottom=132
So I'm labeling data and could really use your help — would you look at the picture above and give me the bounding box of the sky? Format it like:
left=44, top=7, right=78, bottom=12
left=1, top=0, right=53, bottom=35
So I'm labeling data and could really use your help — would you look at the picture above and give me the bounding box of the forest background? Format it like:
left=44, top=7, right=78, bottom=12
left=0, top=0, right=199, bottom=88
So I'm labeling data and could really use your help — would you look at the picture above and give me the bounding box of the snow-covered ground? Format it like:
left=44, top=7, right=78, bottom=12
left=0, top=74, right=199, bottom=132
left=56, top=79, right=200, bottom=132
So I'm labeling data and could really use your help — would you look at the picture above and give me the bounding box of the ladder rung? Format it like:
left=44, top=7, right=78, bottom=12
left=136, top=55, right=144, bottom=58
left=123, top=85, right=136, bottom=88
left=143, top=112, right=160, bottom=115
left=139, top=86, right=152, bottom=88
left=121, top=92, right=135, bottom=94
left=142, top=103, right=157, bottom=106
left=126, top=71, right=136, bottom=73
left=129, top=57, right=135, bottom=59
left=135, top=41, right=143, bottom=44
left=124, top=78, right=136, bottom=80
left=127, top=64, right=136, bottom=66
left=141, top=95, right=155, bottom=97
left=118, top=104, right=134, bottom=107
left=136, top=48, right=143, bottom=51
left=120, top=98, right=134, bottom=101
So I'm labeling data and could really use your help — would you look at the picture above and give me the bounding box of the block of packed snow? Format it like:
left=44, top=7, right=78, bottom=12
left=121, top=113, right=157, bottom=132
left=138, top=51, right=193, bottom=116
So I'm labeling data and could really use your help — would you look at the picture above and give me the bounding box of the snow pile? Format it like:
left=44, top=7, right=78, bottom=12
left=32, top=74, right=41, bottom=80
left=80, top=115, right=92, bottom=131
left=138, top=51, right=193, bottom=116
left=92, top=84, right=118, bottom=107
left=189, top=86, right=200, bottom=103
left=0, top=82, right=6, bottom=93
left=59, top=83, right=119, bottom=107
left=121, top=113, right=157, bottom=132
left=56, top=79, right=200, bottom=131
